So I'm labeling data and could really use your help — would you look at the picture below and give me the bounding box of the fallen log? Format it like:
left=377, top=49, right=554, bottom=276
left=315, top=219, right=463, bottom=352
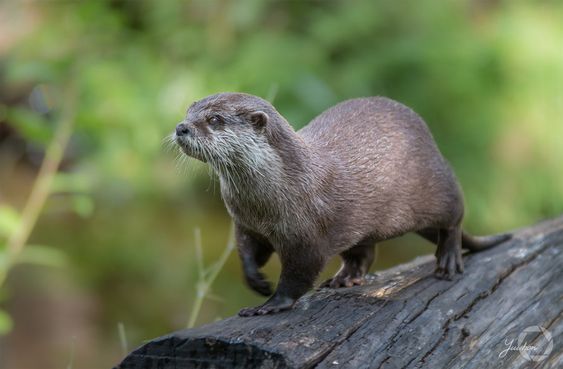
left=115, top=217, right=563, bottom=369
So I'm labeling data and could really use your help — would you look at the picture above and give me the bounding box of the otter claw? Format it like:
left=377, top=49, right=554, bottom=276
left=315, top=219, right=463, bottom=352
left=321, top=275, right=365, bottom=289
left=434, top=267, right=454, bottom=280
left=434, top=249, right=463, bottom=280
left=238, top=296, right=295, bottom=317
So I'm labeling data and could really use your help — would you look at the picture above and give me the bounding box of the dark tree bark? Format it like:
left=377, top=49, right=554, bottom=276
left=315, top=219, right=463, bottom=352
left=115, top=217, right=563, bottom=369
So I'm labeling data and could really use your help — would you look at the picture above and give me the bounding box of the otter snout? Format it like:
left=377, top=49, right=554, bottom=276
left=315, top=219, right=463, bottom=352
left=176, top=122, right=191, bottom=137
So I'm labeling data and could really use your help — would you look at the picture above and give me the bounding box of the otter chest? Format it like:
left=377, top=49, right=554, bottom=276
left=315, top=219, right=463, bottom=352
left=221, top=186, right=283, bottom=236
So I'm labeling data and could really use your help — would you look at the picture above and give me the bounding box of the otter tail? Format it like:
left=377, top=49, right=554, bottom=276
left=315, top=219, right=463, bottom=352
left=462, top=231, right=512, bottom=252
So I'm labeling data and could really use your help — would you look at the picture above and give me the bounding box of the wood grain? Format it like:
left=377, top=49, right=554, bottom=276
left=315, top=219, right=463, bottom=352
left=115, top=217, right=563, bottom=369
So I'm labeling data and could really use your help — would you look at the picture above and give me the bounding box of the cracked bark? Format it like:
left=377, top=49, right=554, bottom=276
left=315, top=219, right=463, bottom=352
left=115, top=217, right=563, bottom=369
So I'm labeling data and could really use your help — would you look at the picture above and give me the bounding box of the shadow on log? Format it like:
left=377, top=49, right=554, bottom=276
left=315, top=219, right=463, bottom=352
left=115, top=217, right=563, bottom=369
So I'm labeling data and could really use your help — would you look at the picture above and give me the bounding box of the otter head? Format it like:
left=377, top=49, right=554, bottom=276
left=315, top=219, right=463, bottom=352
left=174, top=93, right=279, bottom=175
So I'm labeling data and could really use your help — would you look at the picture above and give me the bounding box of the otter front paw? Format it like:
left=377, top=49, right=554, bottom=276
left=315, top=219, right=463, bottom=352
left=238, top=295, right=295, bottom=317
left=245, top=271, right=273, bottom=296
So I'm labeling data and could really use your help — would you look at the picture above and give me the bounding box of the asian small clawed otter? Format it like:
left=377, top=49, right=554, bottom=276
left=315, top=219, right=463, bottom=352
left=174, top=93, right=510, bottom=316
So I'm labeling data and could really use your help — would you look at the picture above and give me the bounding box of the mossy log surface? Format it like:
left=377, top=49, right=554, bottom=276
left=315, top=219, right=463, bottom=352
left=116, top=217, right=563, bottom=369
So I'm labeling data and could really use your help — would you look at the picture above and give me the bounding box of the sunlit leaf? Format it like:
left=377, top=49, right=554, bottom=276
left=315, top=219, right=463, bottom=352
left=71, top=195, right=94, bottom=218
left=5, top=61, right=59, bottom=84
left=0, top=247, right=6, bottom=271
left=51, top=173, right=91, bottom=193
left=16, top=245, right=68, bottom=268
left=6, top=106, right=53, bottom=144
left=0, top=206, right=20, bottom=239
left=0, top=309, right=13, bottom=335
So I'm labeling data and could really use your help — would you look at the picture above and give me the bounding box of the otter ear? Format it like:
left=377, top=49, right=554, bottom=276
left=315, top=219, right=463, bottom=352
left=249, top=111, right=268, bottom=128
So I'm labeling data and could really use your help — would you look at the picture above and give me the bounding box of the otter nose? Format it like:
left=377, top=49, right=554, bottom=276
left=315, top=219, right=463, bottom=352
left=176, top=123, right=190, bottom=136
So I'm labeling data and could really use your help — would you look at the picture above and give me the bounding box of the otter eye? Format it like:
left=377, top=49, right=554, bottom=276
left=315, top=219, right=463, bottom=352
left=209, top=115, right=221, bottom=125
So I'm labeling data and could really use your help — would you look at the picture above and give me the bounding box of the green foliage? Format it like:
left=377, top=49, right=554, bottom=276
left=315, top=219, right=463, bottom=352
left=0, top=206, right=20, bottom=239
left=3, top=1, right=561, bottom=229
left=187, top=226, right=235, bottom=328
left=0, top=309, right=13, bottom=335
left=0, top=0, right=562, bottom=365
left=5, top=107, right=53, bottom=145
left=0, top=205, right=68, bottom=334
left=15, top=245, right=68, bottom=268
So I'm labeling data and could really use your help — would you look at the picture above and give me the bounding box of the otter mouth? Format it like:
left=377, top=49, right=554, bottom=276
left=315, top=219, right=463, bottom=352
left=175, top=133, right=207, bottom=162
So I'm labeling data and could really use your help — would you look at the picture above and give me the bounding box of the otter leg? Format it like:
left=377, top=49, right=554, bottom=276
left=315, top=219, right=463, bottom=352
left=417, top=228, right=439, bottom=245
left=434, top=226, right=464, bottom=280
left=239, top=248, right=326, bottom=316
left=236, top=226, right=274, bottom=296
left=320, top=238, right=375, bottom=289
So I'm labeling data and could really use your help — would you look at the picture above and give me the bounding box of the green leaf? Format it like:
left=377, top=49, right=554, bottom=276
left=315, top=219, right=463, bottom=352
left=51, top=172, right=91, bottom=193
left=6, top=61, right=58, bottom=84
left=0, top=206, right=21, bottom=239
left=16, top=245, right=68, bottom=268
left=0, top=247, right=7, bottom=271
left=6, top=106, right=53, bottom=144
left=72, top=195, right=94, bottom=218
left=0, top=309, right=13, bottom=335
left=0, top=287, right=9, bottom=303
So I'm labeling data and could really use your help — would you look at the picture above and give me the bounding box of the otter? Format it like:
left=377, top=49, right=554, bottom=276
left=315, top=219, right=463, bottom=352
left=174, top=93, right=510, bottom=316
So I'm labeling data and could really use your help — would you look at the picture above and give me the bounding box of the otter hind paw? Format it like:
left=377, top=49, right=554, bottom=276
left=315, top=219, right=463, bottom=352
left=434, top=248, right=463, bottom=280
left=320, top=275, right=366, bottom=289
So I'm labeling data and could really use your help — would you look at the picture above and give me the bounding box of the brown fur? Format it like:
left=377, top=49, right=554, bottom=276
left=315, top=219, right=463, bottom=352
left=174, top=93, right=510, bottom=316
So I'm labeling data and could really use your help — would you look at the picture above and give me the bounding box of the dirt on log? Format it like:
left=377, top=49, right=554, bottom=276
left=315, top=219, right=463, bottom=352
left=115, top=217, right=563, bottom=369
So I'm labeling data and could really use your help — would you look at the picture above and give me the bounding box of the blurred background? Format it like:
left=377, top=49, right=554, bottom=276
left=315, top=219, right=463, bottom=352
left=0, top=0, right=562, bottom=368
